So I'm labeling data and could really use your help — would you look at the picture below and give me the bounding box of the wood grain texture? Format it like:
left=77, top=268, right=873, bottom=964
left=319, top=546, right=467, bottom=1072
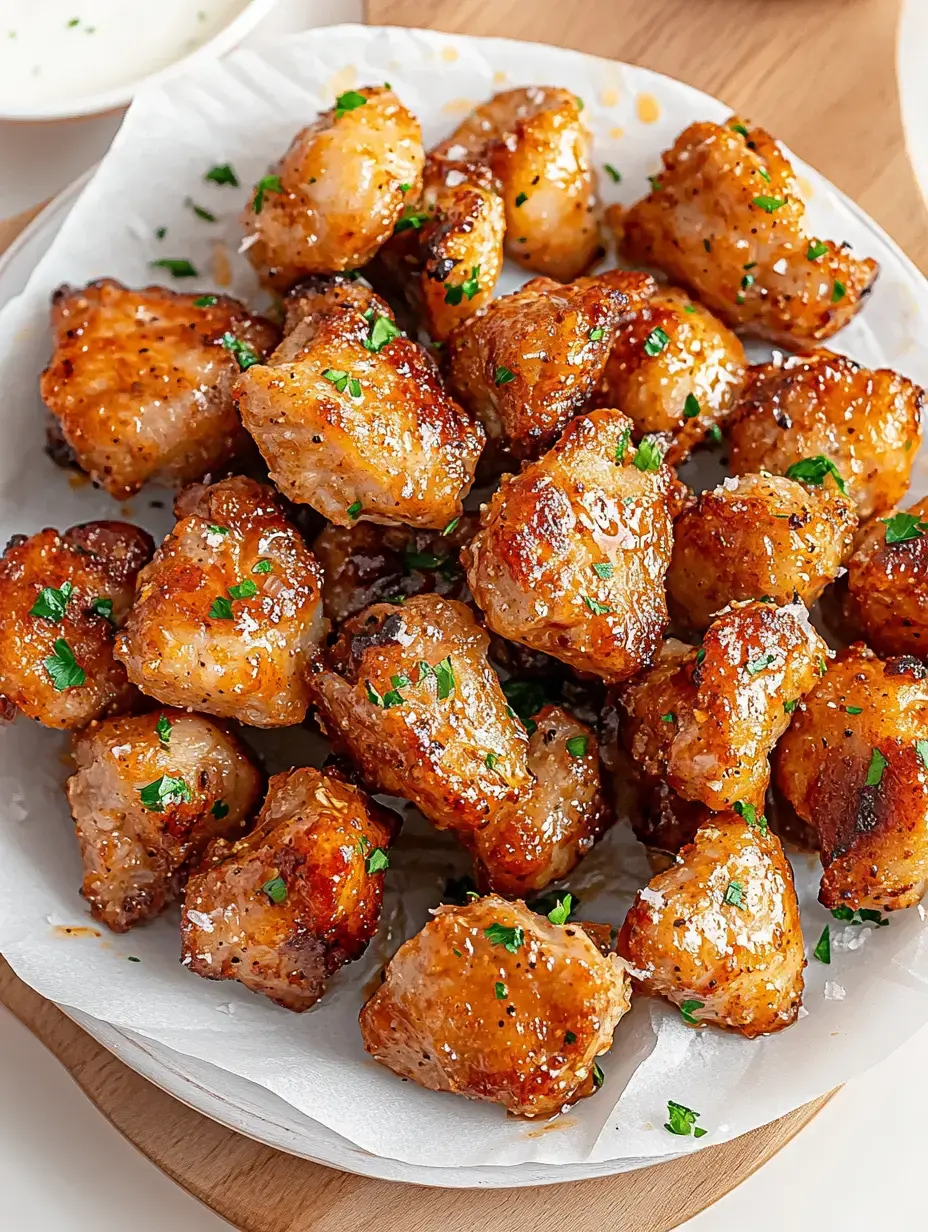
left=0, top=1, right=918, bottom=1225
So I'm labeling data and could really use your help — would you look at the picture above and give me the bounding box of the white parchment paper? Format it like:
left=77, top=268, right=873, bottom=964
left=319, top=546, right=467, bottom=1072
left=2, top=24, right=928, bottom=1172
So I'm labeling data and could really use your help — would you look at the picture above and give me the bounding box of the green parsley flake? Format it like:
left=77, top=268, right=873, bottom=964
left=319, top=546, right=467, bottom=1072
left=444, top=265, right=480, bottom=306
left=648, top=175, right=663, bottom=192
left=394, top=208, right=431, bottom=233
left=643, top=326, right=670, bottom=356
left=564, top=1030, right=577, bottom=1046
left=633, top=437, right=664, bottom=472
left=846, top=705, right=863, bottom=716
left=347, top=501, right=363, bottom=519
left=684, top=393, right=700, bottom=419
left=138, top=775, right=191, bottom=812
left=193, top=294, right=218, bottom=308
left=204, top=163, right=238, bottom=186
left=733, top=800, right=768, bottom=834
left=398, top=182, right=411, bottom=192
left=366, top=848, right=390, bottom=874
left=253, top=559, right=273, bottom=574
left=221, top=333, right=262, bottom=371
left=155, top=715, right=172, bottom=745
left=30, top=581, right=73, bottom=622
left=615, top=425, right=632, bottom=461
left=882, top=511, right=928, bottom=544
left=724, top=880, right=745, bottom=908
left=707, top=423, right=723, bottom=444
left=566, top=736, right=589, bottom=759
left=784, top=699, right=799, bottom=714
left=334, top=90, right=367, bottom=118
left=151, top=258, right=198, bottom=278
left=831, top=280, right=846, bottom=303
left=322, top=368, right=362, bottom=397
left=494, top=365, right=516, bottom=387
left=209, top=596, right=234, bottom=620
left=746, top=653, right=776, bottom=675
left=806, top=240, right=829, bottom=261
left=155, top=226, right=167, bottom=240
left=252, top=174, right=283, bottom=213
left=665, top=1100, right=707, bottom=1137
left=261, top=876, right=287, bottom=904
left=604, top=164, right=622, bottom=183
left=207, top=524, right=229, bottom=536
left=484, top=922, right=524, bottom=953
left=45, top=638, right=85, bottom=691
left=515, top=191, right=528, bottom=207
left=730, top=122, right=749, bottom=137
left=865, top=747, right=887, bottom=787
left=419, top=655, right=456, bottom=700
left=660, top=712, right=676, bottom=723
left=442, top=517, right=461, bottom=537
left=583, top=595, right=612, bottom=615
left=752, top=195, right=786, bottom=213
left=784, top=455, right=847, bottom=494
left=832, top=905, right=888, bottom=927
left=495, top=981, right=507, bottom=999
left=679, top=999, right=704, bottom=1025
left=485, top=752, right=499, bottom=770
left=589, top=326, right=605, bottom=341
left=916, top=740, right=928, bottom=771
left=695, top=648, right=707, bottom=667
left=185, top=198, right=216, bottom=222
left=592, top=561, right=614, bottom=579
left=363, top=314, right=401, bottom=353
left=228, top=578, right=257, bottom=600
left=592, top=1062, right=605, bottom=1091
left=813, top=926, right=831, bottom=964
left=212, top=800, right=229, bottom=819
left=547, top=894, right=573, bottom=925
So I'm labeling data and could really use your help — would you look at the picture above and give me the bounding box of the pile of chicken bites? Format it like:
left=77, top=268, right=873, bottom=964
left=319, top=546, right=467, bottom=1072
left=3, top=84, right=927, bottom=1125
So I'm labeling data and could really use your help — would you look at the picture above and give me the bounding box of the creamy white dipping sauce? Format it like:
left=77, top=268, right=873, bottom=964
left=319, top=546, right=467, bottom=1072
left=0, top=1, right=251, bottom=109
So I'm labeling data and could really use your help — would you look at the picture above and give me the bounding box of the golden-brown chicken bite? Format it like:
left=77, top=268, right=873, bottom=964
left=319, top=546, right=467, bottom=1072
left=115, top=477, right=326, bottom=727
left=619, top=116, right=878, bottom=347
left=619, top=814, right=805, bottom=1037
left=311, top=515, right=475, bottom=626
left=181, top=767, right=398, bottom=1010
left=774, top=645, right=928, bottom=912
left=469, top=705, right=612, bottom=896
left=447, top=270, right=655, bottom=460
left=234, top=279, right=484, bottom=528
left=40, top=279, right=279, bottom=500
left=593, top=285, right=747, bottom=463
left=434, top=87, right=601, bottom=282
left=667, top=473, right=857, bottom=631
left=309, top=594, right=531, bottom=833
left=241, top=86, right=425, bottom=291
left=66, top=709, right=261, bottom=932
left=360, top=894, right=631, bottom=1116
left=729, top=351, right=923, bottom=522
left=463, top=409, right=675, bottom=683
left=846, top=497, right=928, bottom=659
left=0, top=522, right=153, bottom=730
left=620, top=602, right=827, bottom=812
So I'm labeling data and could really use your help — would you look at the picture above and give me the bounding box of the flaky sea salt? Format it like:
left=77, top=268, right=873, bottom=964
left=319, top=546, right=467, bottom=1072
left=824, top=981, right=847, bottom=1001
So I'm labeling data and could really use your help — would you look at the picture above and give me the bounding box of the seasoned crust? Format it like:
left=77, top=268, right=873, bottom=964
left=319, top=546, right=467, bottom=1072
left=40, top=279, right=278, bottom=499
left=846, top=495, right=928, bottom=658
left=360, top=895, right=631, bottom=1116
left=181, top=767, right=398, bottom=1010
left=619, top=116, right=878, bottom=346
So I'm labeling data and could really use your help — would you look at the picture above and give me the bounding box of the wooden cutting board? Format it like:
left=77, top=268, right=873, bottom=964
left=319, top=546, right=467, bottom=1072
left=0, top=0, right=920, bottom=1226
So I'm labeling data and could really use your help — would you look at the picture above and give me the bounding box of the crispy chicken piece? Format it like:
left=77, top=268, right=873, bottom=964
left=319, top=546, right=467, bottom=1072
left=241, top=86, right=425, bottom=291
left=434, top=87, right=601, bottom=281
left=667, top=473, right=857, bottom=631
left=463, top=409, right=675, bottom=683
left=311, top=515, right=476, bottom=626
left=620, top=602, right=827, bottom=812
left=66, top=709, right=261, bottom=932
left=360, top=894, right=631, bottom=1116
left=447, top=270, right=655, bottom=459
left=469, top=705, right=612, bottom=896
left=40, top=280, right=278, bottom=500
left=729, top=351, right=923, bottom=522
left=618, top=814, right=805, bottom=1037
left=234, top=278, right=484, bottom=528
left=309, top=594, right=531, bottom=833
left=620, top=116, right=878, bottom=346
left=181, top=767, right=398, bottom=1010
left=0, top=522, right=152, bottom=730
left=379, top=156, right=506, bottom=341
left=115, top=477, right=326, bottom=727
left=593, top=285, right=746, bottom=463
left=846, top=496, right=928, bottom=658
left=774, top=645, right=928, bottom=911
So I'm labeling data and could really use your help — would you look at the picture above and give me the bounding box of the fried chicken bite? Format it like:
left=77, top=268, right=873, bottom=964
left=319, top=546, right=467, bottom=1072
left=619, top=602, right=826, bottom=812
left=241, top=86, right=424, bottom=291
left=619, top=814, right=805, bottom=1037
left=667, top=473, right=857, bottom=631
left=309, top=594, right=531, bottom=834
left=468, top=705, right=612, bottom=896
left=774, top=645, right=928, bottom=912
left=434, top=86, right=601, bottom=281
left=181, top=767, right=398, bottom=1010
left=311, top=515, right=475, bottom=626
left=620, top=116, right=878, bottom=347
left=729, top=351, right=923, bottom=522
left=593, top=285, right=747, bottom=463
left=234, top=278, right=484, bottom=528
left=66, top=709, right=261, bottom=933
left=40, top=280, right=278, bottom=500
left=360, top=894, right=631, bottom=1116
left=846, top=497, right=928, bottom=659
left=447, top=270, right=655, bottom=460
left=0, top=521, right=153, bottom=730
left=115, top=477, right=326, bottom=727
left=463, top=409, right=675, bottom=683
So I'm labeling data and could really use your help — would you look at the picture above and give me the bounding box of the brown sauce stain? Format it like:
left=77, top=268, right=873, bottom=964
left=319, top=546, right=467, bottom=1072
left=53, top=925, right=101, bottom=939
left=524, top=1114, right=578, bottom=1137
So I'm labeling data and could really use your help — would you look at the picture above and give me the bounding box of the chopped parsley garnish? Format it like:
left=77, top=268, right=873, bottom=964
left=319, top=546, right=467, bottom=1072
left=334, top=90, right=367, bottom=118
left=865, top=747, right=887, bottom=787
left=740, top=272, right=755, bottom=291
left=322, top=368, right=362, bottom=397
left=660, top=712, right=676, bottom=723
left=363, top=314, right=401, bottom=353
left=806, top=240, right=829, bottom=261
left=784, top=455, right=847, bottom=494
left=730, top=122, right=749, bottom=137
left=665, top=1100, right=707, bottom=1137
left=228, top=579, right=257, bottom=600
left=494, top=365, right=516, bottom=386
left=138, top=774, right=191, bottom=811
left=207, top=524, right=229, bottom=536
left=193, top=294, right=218, bottom=308
left=752, top=195, right=786, bottom=213
left=151, top=258, right=198, bottom=278
left=155, top=715, right=172, bottom=745
left=364, top=679, right=405, bottom=709
left=212, top=800, right=229, bottom=819
left=253, top=558, right=273, bottom=574
left=846, top=705, right=863, bottom=716
left=757, top=167, right=771, bottom=183
left=547, top=894, right=573, bottom=925
left=783, top=699, right=799, bottom=714
left=515, top=191, right=528, bottom=207
left=209, top=596, right=234, bottom=620
left=615, top=425, right=632, bottom=461
left=916, top=739, right=928, bottom=771
left=44, top=638, right=85, bottom=691
left=221, top=332, right=262, bottom=370
left=419, top=655, right=456, bottom=700
left=501, top=677, right=559, bottom=731
left=495, top=981, right=507, bottom=999
left=403, top=545, right=445, bottom=571
left=831, top=280, right=846, bottom=303
left=441, top=517, right=460, bottom=536
left=592, top=1062, right=605, bottom=1090
left=564, top=1030, right=577, bottom=1046
left=813, top=926, right=831, bottom=964
left=484, top=922, right=525, bottom=953
left=707, top=423, right=723, bottom=444
left=733, top=800, right=768, bottom=834
left=485, top=752, right=499, bottom=769
left=252, top=174, right=283, bottom=213
left=723, top=880, right=745, bottom=908
left=695, top=648, right=707, bottom=667
left=679, top=999, right=704, bottom=1025
left=565, top=736, right=589, bottom=759
left=633, top=437, right=663, bottom=472
left=366, top=848, right=390, bottom=874
left=398, top=182, right=411, bottom=192
left=882, top=511, right=928, bottom=544
left=589, top=326, right=605, bottom=341
left=204, top=163, right=238, bottom=186
left=30, top=581, right=73, bottom=622
left=583, top=595, right=612, bottom=615
left=832, top=905, right=888, bottom=927
left=683, top=393, right=700, bottom=419
left=444, top=874, right=479, bottom=905
left=155, top=226, right=167, bottom=240
left=746, top=653, right=776, bottom=675
left=604, top=163, right=622, bottom=183
left=592, top=561, right=614, bottom=579
left=648, top=175, right=663, bottom=192
left=643, top=326, right=670, bottom=356
left=185, top=198, right=216, bottom=222
left=444, top=265, right=480, bottom=305
left=347, top=501, right=362, bottom=519
left=261, top=876, right=287, bottom=904
left=394, top=208, right=431, bottom=233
